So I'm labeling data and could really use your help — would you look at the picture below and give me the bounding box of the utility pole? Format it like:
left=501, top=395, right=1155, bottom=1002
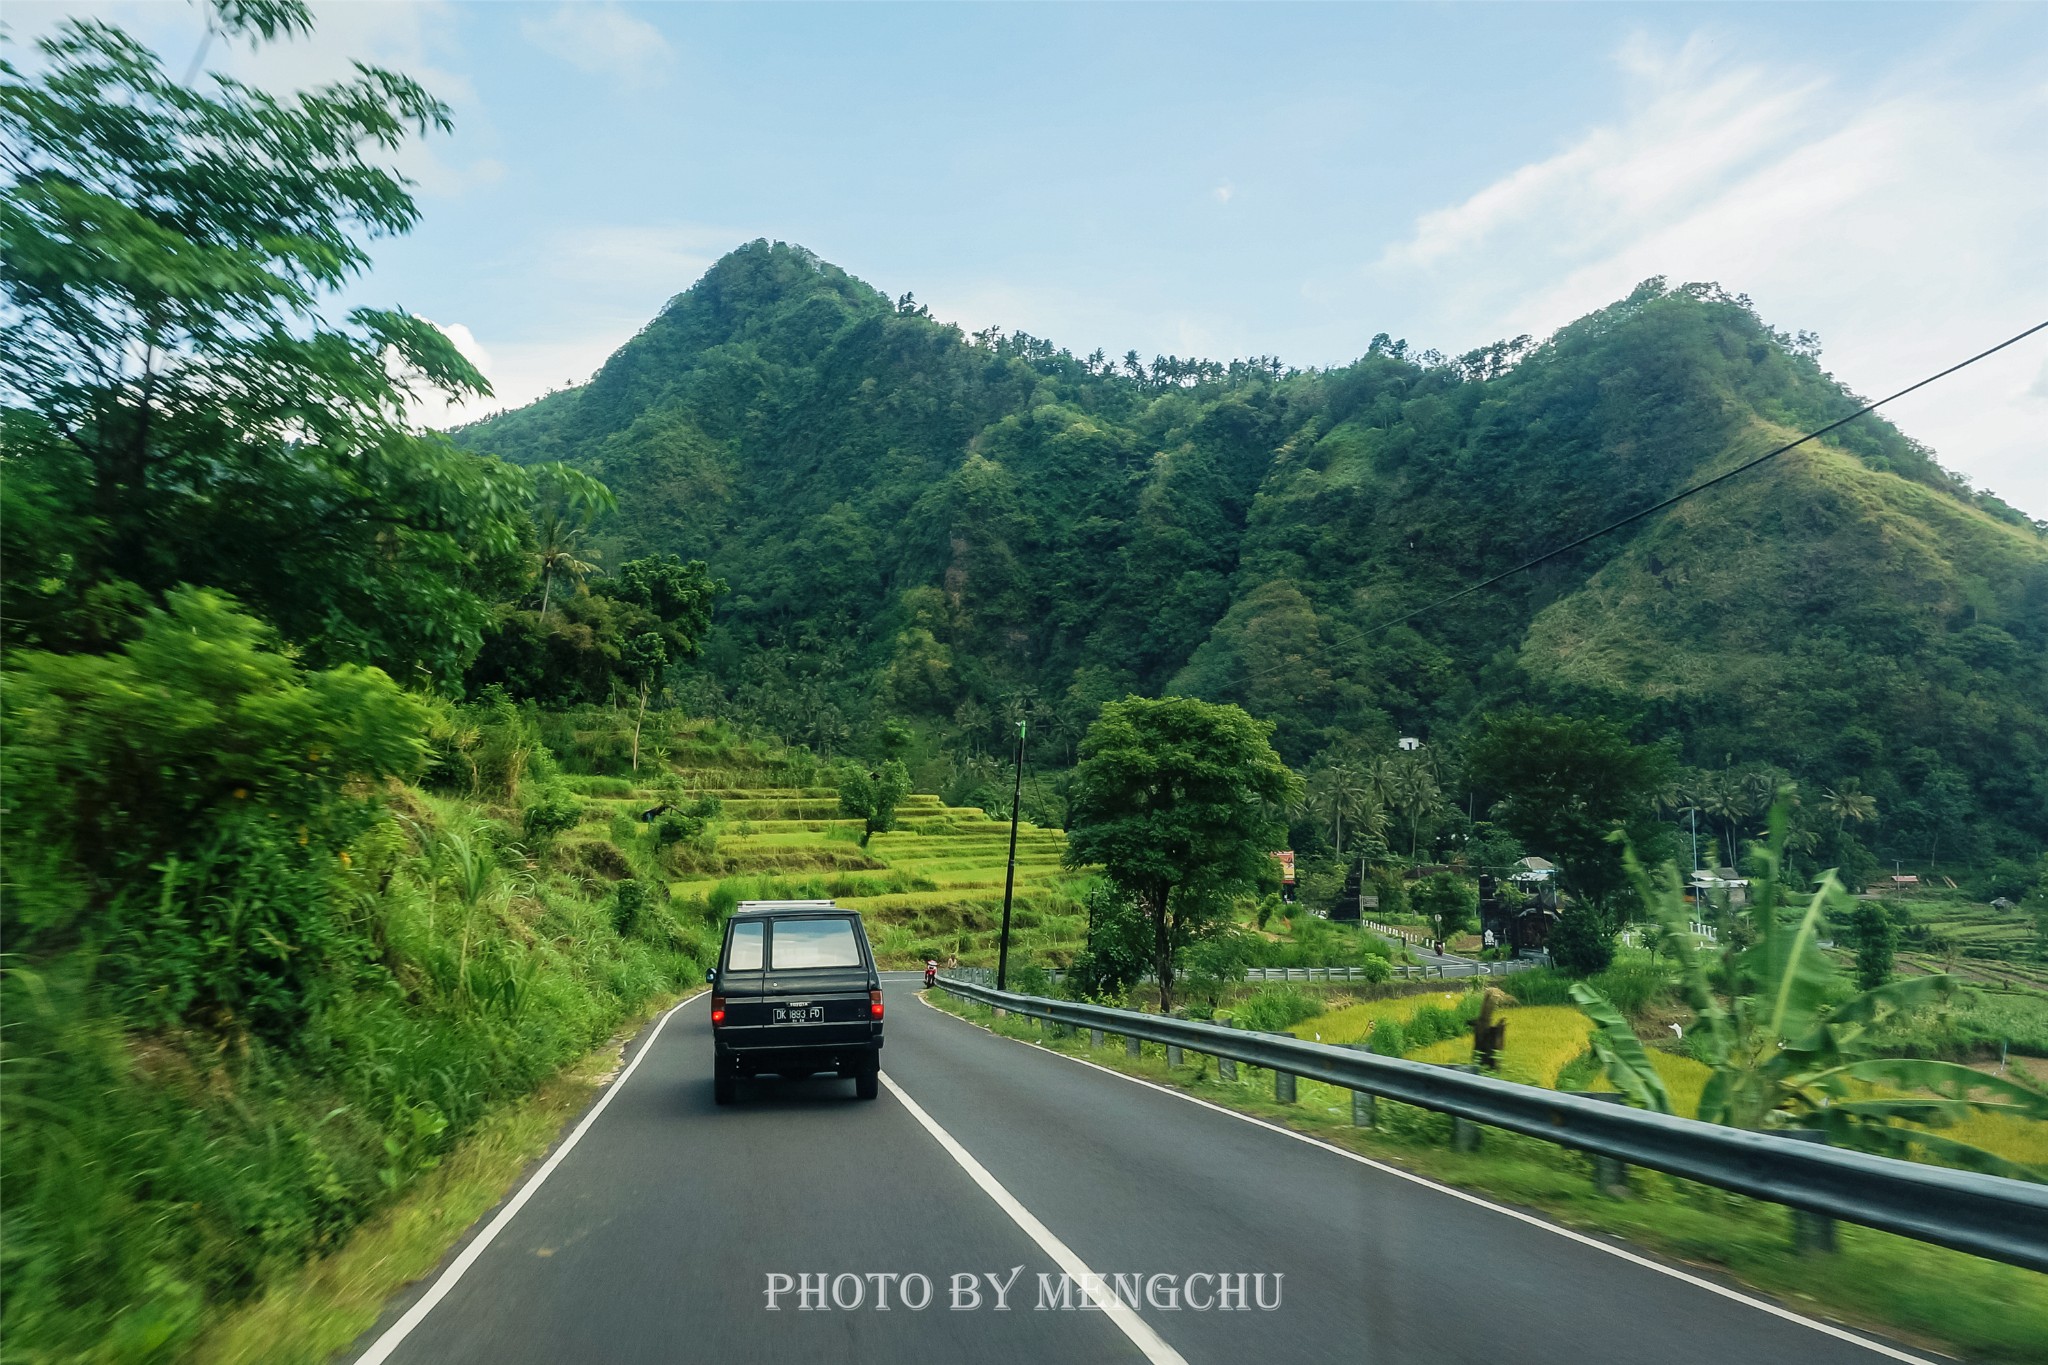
left=996, top=716, right=1027, bottom=993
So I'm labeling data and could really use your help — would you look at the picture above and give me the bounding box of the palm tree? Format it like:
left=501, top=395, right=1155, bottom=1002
left=529, top=462, right=616, bottom=618
left=1386, top=756, right=1444, bottom=858
left=1306, top=763, right=1381, bottom=858
left=1698, top=773, right=1752, bottom=871
left=1821, top=782, right=1878, bottom=829
left=533, top=503, right=599, bottom=619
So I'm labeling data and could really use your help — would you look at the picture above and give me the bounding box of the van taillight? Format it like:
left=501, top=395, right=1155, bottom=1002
left=870, top=990, right=884, bottom=1019
left=711, top=996, right=726, bottom=1025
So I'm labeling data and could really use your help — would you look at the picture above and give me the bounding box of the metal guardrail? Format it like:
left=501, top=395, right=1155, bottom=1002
left=933, top=975, right=2048, bottom=1273
left=943, top=961, right=1525, bottom=989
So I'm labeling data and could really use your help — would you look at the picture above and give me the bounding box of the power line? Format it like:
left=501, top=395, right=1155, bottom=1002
left=1240, top=317, right=2048, bottom=682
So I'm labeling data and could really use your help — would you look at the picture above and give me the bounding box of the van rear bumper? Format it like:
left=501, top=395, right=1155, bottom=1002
left=715, top=1037, right=881, bottom=1077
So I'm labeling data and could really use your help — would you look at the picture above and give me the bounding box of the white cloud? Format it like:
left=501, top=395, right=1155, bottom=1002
left=414, top=222, right=742, bottom=428
left=521, top=3, right=674, bottom=88
left=1371, top=31, right=2048, bottom=517
left=414, top=324, right=630, bottom=430
left=1214, top=182, right=1235, bottom=204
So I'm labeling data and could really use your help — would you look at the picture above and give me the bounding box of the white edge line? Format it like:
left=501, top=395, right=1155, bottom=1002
left=879, top=1070, right=1189, bottom=1365
left=916, top=992, right=1939, bottom=1365
left=354, top=991, right=706, bottom=1365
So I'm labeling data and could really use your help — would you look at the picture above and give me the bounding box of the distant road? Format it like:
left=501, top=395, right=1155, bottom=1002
left=350, top=972, right=1925, bottom=1364
left=1362, top=928, right=1517, bottom=980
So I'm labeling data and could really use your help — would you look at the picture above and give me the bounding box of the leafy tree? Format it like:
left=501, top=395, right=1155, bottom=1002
left=466, top=552, right=722, bottom=714
left=1066, top=882, right=1152, bottom=1000
left=1468, top=708, right=1676, bottom=930
left=1, top=5, right=530, bottom=684
left=1846, top=899, right=1898, bottom=990
left=1182, top=926, right=1254, bottom=1007
left=1575, top=815, right=2048, bottom=1177
left=1459, top=821, right=1526, bottom=879
left=838, top=759, right=911, bottom=846
left=1410, top=871, right=1478, bottom=942
left=1064, top=696, right=1299, bottom=1011
left=1547, top=904, right=1616, bottom=977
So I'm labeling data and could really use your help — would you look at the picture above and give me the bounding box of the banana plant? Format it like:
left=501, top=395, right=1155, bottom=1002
left=1572, top=803, right=2048, bottom=1181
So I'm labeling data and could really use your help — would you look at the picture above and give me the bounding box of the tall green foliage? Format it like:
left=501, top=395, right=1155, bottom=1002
left=1847, top=900, right=1899, bottom=989
left=1573, top=814, right=2048, bottom=1178
left=0, top=9, right=711, bottom=1356
left=0, top=6, right=533, bottom=685
left=1, top=591, right=429, bottom=1032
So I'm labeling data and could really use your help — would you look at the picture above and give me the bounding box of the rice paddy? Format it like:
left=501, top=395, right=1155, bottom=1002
left=563, top=745, right=1087, bottom=967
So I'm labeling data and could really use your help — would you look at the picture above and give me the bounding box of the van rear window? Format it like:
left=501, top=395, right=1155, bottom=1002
left=725, top=920, right=764, bottom=970
left=770, top=918, right=862, bottom=969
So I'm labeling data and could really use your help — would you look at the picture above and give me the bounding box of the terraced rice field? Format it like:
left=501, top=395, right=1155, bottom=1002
left=560, top=750, right=1088, bottom=967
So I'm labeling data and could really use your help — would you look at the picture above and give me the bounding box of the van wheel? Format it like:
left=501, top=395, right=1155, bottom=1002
left=855, top=1067, right=879, bottom=1101
left=714, top=1074, right=736, bottom=1106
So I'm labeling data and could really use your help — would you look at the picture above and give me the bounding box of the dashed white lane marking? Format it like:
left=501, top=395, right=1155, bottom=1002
left=354, top=992, right=705, bottom=1365
left=880, top=1070, right=1189, bottom=1365
left=916, top=991, right=1937, bottom=1365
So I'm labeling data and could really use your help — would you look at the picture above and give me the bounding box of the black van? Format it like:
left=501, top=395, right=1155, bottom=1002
left=707, top=901, right=883, bottom=1104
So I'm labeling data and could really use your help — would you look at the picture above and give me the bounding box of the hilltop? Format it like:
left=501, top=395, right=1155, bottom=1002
left=454, top=241, right=2048, bottom=870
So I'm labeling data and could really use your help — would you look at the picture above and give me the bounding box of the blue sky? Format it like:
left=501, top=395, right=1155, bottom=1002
left=15, top=2, right=2048, bottom=515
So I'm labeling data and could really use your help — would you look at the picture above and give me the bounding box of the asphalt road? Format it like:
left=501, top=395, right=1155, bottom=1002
left=350, top=972, right=1925, bottom=1365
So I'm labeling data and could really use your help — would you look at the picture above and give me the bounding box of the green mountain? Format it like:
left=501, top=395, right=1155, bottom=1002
left=454, top=241, right=2048, bottom=870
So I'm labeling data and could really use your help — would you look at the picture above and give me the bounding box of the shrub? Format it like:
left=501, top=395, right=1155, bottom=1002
left=1008, top=963, right=1052, bottom=997
left=612, top=879, right=653, bottom=935
left=1182, top=928, right=1253, bottom=1004
left=1234, top=985, right=1323, bottom=1034
left=1588, top=960, right=1670, bottom=1016
left=652, top=794, right=721, bottom=849
left=1369, top=1019, right=1407, bottom=1056
left=564, top=775, right=634, bottom=798
left=521, top=787, right=583, bottom=843
left=1406, top=1002, right=1467, bottom=1047
left=1503, top=967, right=1574, bottom=1006
left=570, top=839, right=635, bottom=883
left=426, top=685, right=534, bottom=802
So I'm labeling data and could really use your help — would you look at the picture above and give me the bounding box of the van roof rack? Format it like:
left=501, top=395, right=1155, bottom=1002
left=734, top=900, right=840, bottom=912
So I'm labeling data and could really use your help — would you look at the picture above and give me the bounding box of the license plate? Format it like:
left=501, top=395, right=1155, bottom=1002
left=773, top=1005, right=824, bottom=1022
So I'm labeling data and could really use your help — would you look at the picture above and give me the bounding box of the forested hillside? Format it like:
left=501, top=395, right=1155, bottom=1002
left=456, top=241, right=2048, bottom=877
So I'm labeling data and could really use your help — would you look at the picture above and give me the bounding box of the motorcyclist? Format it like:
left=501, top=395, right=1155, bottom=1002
left=923, top=959, right=938, bottom=988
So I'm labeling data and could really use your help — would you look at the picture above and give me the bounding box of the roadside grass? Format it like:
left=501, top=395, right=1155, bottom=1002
left=185, top=996, right=684, bottom=1365
left=926, top=990, right=2048, bottom=1363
